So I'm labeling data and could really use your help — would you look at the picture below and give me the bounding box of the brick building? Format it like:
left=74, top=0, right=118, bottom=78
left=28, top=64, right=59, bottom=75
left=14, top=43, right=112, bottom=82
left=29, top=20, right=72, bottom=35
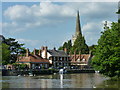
left=70, top=51, right=92, bottom=69
left=16, top=48, right=50, bottom=69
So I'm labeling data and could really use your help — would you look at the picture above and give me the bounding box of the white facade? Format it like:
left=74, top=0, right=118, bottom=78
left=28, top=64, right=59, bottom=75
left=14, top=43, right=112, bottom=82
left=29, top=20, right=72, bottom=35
left=41, top=50, right=52, bottom=59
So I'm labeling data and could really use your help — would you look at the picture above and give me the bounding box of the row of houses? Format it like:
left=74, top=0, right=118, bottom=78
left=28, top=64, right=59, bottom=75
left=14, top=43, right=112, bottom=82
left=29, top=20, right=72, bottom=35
left=16, top=46, right=92, bottom=69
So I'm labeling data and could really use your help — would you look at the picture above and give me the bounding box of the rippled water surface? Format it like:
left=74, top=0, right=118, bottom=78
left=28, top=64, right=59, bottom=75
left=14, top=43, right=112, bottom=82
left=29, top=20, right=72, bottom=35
left=1, top=73, right=120, bottom=88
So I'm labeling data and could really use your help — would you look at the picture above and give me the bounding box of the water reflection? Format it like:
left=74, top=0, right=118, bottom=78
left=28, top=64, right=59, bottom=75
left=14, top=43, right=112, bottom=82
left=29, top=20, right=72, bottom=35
left=60, top=74, right=63, bottom=88
left=2, top=73, right=119, bottom=88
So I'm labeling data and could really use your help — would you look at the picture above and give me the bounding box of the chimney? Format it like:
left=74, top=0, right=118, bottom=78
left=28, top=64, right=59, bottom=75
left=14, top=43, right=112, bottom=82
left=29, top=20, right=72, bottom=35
left=74, top=50, right=76, bottom=62
left=53, top=47, right=56, bottom=50
left=38, top=49, right=41, bottom=56
left=64, top=48, right=67, bottom=54
left=41, top=46, right=44, bottom=51
left=33, top=48, right=36, bottom=55
left=26, top=48, right=29, bottom=57
left=79, top=51, right=81, bottom=60
left=44, top=46, right=48, bottom=59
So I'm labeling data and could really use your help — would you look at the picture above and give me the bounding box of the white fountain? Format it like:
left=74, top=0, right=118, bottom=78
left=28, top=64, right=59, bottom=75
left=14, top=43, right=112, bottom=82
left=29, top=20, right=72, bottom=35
left=59, top=69, right=64, bottom=74
left=59, top=69, right=64, bottom=88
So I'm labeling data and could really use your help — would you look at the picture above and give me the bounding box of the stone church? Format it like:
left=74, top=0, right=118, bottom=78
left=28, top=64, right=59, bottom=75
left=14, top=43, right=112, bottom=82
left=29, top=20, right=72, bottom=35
left=72, top=11, right=82, bottom=45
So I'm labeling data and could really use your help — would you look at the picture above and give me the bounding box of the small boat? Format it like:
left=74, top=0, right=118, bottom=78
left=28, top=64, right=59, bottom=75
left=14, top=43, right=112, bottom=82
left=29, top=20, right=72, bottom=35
left=29, top=73, right=33, bottom=76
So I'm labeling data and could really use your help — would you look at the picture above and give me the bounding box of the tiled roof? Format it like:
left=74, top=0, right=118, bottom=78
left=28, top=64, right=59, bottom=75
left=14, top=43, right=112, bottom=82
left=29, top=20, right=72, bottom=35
left=16, top=54, right=50, bottom=63
left=48, top=50, right=69, bottom=57
left=70, top=54, right=91, bottom=63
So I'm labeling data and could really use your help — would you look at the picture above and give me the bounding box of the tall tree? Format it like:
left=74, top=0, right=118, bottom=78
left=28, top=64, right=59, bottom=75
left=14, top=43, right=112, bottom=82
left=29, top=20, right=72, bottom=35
left=58, top=40, right=72, bottom=54
left=92, top=22, right=120, bottom=78
left=5, top=38, right=26, bottom=63
left=71, top=33, right=89, bottom=54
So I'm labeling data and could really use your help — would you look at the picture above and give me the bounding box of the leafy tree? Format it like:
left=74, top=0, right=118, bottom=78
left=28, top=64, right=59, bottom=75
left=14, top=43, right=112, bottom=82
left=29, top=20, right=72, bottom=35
left=58, top=34, right=89, bottom=54
left=58, top=40, right=72, bottom=54
left=12, top=63, right=28, bottom=70
left=19, top=64, right=27, bottom=70
left=71, top=34, right=89, bottom=54
left=88, top=45, right=97, bottom=55
left=0, top=43, right=11, bottom=65
left=5, top=38, right=26, bottom=63
left=92, top=22, right=120, bottom=78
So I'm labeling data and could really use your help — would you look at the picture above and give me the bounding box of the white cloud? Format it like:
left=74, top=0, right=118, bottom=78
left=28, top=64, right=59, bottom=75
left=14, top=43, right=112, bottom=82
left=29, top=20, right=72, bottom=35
left=17, top=38, right=40, bottom=47
left=3, top=2, right=117, bottom=34
left=2, top=2, right=118, bottom=48
left=82, top=20, right=113, bottom=46
left=82, top=21, right=104, bottom=45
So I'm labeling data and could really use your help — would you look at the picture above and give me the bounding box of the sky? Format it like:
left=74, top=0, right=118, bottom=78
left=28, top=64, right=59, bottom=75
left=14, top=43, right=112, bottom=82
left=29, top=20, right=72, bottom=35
left=1, top=1, right=118, bottom=51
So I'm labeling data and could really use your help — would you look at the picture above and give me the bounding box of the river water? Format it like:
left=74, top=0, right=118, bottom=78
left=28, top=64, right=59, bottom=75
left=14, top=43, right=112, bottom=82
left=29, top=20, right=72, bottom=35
left=1, top=73, right=120, bottom=88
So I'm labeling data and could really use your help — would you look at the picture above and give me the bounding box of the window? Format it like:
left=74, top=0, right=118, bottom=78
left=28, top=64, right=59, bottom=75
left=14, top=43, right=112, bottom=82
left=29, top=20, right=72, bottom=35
left=56, top=57, right=58, bottom=61
left=45, top=64, right=48, bottom=68
left=77, top=59, right=80, bottom=62
left=82, top=58, right=85, bottom=62
left=54, top=57, right=56, bottom=61
left=60, top=57, right=62, bottom=60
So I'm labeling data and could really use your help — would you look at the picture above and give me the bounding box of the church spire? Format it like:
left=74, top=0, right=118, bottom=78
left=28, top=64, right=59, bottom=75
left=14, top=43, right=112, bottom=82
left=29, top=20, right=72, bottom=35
left=75, top=10, right=81, bottom=36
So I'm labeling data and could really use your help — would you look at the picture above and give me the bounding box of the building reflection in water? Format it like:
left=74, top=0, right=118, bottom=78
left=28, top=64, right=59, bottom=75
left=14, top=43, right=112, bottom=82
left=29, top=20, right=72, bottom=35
left=2, top=73, right=112, bottom=88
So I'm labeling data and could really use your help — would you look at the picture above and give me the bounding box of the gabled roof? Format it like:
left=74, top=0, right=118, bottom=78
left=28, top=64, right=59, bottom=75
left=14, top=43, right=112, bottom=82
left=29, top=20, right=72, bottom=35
left=47, top=50, right=69, bottom=57
left=70, top=54, right=90, bottom=61
left=16, top=54, right=50, bottom=63
left=70, top=54, right=92, bottom=64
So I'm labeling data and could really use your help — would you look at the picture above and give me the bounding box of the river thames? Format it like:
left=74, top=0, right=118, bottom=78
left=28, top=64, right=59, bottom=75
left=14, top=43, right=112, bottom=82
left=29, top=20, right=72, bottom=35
left=1, top=73, right=120, bottom=88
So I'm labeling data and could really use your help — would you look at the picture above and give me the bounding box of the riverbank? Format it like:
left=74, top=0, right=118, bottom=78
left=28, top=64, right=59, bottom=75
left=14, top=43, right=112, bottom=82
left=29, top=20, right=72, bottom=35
left=2, top=73, right=120, bottom=88
left=2, top=69, right=95, bottom=76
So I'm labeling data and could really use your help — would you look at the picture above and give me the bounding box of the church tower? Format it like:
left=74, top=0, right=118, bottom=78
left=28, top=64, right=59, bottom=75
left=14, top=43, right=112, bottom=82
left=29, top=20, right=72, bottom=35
left=72, top=11, right=82, bottom=45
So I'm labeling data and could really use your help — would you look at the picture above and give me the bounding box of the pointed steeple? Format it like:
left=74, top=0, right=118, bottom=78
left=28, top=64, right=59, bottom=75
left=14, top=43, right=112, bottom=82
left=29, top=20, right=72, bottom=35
left=72, top=10, right=82, bottom=46
left=75, top=10, right=81, bottom=37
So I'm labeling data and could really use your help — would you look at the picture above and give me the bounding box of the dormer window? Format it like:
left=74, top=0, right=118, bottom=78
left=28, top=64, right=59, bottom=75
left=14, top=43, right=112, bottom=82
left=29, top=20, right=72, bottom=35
left=82, top=58, right=85, bottom=62
left=77, top=59, right=80, bottom=62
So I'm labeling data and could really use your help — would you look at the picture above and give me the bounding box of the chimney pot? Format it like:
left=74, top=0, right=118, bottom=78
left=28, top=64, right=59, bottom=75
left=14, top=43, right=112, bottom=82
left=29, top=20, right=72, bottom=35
left=34, top=48, right=36, bottom=55
left=53, top=47, right=56, bottom=50
left=26, top=48, right=29, bottom=57
left=41, top=46, right=44, bottom=51
left=44, top=46, right=48, bottom=59
left=38, top=49, right=41, bottom=56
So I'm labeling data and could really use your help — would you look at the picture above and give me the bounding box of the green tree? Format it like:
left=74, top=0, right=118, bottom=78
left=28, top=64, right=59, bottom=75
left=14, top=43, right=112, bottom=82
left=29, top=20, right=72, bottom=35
left=92, top=22, right=120, bottom=78
left=88, top=45, right=97, bottom=55
left=71, top=34, right=89, bottom=54
left=5, top=38, right=26, bottom=63
left=58, top=40, right=72, bottom=54
left=0, top=43, right=11, bottom=65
